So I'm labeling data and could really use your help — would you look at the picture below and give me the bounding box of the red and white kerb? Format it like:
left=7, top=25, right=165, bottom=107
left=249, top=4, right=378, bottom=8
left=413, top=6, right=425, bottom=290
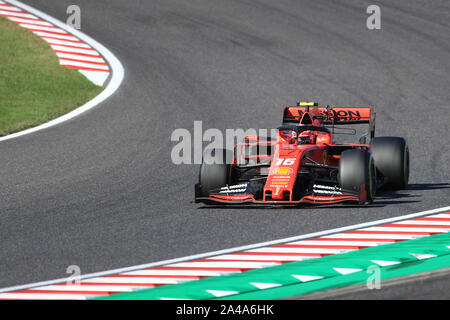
left=0, top=0, right=110, bottom=86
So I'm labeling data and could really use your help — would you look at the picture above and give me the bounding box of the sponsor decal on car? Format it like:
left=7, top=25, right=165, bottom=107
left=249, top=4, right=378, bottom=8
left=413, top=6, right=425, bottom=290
left=219, top=188, right=247, bottom=193
left=273, top=167, right=293, bottom=175
left=296, top=109, right=363, bottom=121
left=312, top=184, right=343, bottom=195
left=220, top=184, right=248, bottom=190
left=218, top=183, right=249, bottom=194
left=272, top=175, right=290, bottom=179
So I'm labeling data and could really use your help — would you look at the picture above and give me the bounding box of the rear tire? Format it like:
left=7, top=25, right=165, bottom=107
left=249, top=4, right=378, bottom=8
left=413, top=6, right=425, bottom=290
left=339, top=149, right=376, bottom=203
left=199, top=148, right=234, bottom=194
left=371, top=137, right=409, bottom=190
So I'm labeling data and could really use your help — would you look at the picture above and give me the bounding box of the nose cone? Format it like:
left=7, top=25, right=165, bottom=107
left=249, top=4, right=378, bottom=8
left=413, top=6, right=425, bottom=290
left=264, top=148, right=303, bottom=200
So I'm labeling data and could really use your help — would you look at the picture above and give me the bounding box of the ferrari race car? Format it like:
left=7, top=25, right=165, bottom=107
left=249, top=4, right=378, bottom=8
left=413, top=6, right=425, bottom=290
left=195, top=102, right=409, bottom=205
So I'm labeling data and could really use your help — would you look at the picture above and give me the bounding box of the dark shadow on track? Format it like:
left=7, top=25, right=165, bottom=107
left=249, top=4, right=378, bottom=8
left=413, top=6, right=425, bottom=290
left=406, top=183, right=450, bottom=191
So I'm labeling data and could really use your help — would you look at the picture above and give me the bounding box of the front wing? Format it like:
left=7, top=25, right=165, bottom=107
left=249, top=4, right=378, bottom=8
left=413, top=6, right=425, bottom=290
left=195, top=183, right=368, bottom=206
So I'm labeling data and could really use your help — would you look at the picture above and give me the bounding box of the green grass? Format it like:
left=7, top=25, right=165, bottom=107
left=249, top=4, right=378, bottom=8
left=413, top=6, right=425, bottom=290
left=0, top=15, right=103, bottom=136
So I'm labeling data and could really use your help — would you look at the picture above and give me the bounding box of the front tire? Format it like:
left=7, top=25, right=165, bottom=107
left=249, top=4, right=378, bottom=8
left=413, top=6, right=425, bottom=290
left=339, top=149, right=376, bottom=203
left=199, top=148, right=234, bottom=194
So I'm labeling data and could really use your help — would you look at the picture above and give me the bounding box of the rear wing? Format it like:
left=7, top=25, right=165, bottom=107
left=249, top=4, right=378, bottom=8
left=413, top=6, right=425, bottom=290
left=282, top=104, right=376, bottom=138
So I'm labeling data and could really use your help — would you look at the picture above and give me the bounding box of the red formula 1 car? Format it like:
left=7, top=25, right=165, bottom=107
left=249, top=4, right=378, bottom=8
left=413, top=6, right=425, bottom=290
left=195, top=102, right=409, bottom=206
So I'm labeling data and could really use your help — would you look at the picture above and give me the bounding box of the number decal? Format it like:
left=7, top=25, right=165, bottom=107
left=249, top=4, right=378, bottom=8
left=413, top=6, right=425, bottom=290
left=275, top=158, right=296, bottom=165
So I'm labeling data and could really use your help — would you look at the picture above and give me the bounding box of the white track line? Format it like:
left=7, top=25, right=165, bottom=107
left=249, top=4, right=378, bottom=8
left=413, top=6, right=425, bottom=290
left=51, top=45, right=99, bottom=55
left=0, top=293, right=91, bottom=300
left=29, top=285, right=135, bottom=293
left=429, top=213, right=450, bottom=218
left=1, top=206, right=449, bottom=293
left=0, top=9, right=35, bottom=18
left=167, top=261, right=280, bottom=269
left=7, top=16, right=51, bottom=25
left=207, top=254, right=315, bottom=261
left=288, top=240, right=394, bottom=246
left=0, top=4, right=20, bottom=11
left=50, top=44, right=100, bottom=57
left=55, top=52, right=105, bottom=63
left=121, top=270, right=232, bottom=277
left=0, top=0, right=124, bottom=144
left=246, top=247, right=353, bottom=254
left=43, top=38, right=90, bottom=48
left=393, top=220, right=450, bottom=226
left=59, top=59, right=108, bottom=70
left=32, top=30, right=79, bottom=41
left=81, top=277, right=183, bottom=285
left=18, top=23, right=66, bottom=33
left=362, top=226, right=450, bottom=233
left=322, top=233, right=426, bottom=240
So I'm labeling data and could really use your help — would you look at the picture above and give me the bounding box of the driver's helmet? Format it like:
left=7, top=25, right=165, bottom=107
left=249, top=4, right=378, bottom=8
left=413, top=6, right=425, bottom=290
left=281, top=130, right=297, bottom=143
left=298, top=131, right=313, bottom=144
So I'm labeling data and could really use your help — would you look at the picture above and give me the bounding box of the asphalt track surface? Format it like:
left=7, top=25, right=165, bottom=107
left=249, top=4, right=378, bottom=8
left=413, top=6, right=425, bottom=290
left=1, top=0, right=449, bottom=297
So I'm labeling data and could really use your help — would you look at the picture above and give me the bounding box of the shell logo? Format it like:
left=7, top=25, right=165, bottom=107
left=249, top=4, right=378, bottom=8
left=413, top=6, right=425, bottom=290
left=274, top=167, right=293, bottom=175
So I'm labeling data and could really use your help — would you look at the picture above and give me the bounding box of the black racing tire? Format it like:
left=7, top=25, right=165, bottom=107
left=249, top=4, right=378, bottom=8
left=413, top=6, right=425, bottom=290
left=339, top=149, right=376, bottom=203
left=371, top=137, right=409, bottom=190
left=199, top=148, right=234, bottom=193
